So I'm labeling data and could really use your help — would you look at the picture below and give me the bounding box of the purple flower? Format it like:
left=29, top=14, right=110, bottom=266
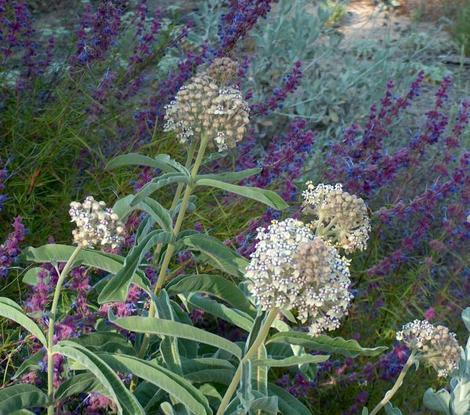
left=0, top=216, right=27, bottom=278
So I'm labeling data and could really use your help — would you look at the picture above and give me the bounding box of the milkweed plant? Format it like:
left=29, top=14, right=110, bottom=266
left=1, top=53, right=468, bottom=415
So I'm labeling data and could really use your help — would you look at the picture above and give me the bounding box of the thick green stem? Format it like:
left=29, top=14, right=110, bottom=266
left=216, top=308, right=279, bottom=415
left=369, top=351, right=416, bottom=415
left=153, top=140, right=197, bottom=261
left=47, top=246, right=82, bottom=415
left=136, top=134, right=208, bottom=362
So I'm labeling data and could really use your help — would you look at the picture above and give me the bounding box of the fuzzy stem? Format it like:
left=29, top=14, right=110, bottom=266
left=47, top=246, right=82, bottom=415
left=216, top=308, right=279, bottom=415
left=135, top=133, right=209, bottom=363
left=369, top=351, right=416, bottom=415
left=153, top=140, right=197, bottom=261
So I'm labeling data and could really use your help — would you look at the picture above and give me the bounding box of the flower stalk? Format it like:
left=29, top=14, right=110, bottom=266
left=47, top=246, right=82, bottom=415
left=369, top=351, right=416, bottom=415
left=216, top=308, right=279, bottom=415
left=136, top=133, right=209, bottom=363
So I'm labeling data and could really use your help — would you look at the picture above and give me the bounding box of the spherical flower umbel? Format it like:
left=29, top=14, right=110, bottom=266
left=69, top=196, right=124, bottom=249
left=163, top=71, right=249, bottom=152
left=302, top=182, right=370, bottom=253
left=246, top=218, right=353, bottom=335
left=396, top=320, right=461, bottom=377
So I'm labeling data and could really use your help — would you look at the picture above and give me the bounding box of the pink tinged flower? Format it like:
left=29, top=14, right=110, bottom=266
left=424, top=308, right=436, bottom=321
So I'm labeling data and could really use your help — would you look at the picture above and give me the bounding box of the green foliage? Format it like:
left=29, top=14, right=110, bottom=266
left=451, top=0, right=470, bottom=56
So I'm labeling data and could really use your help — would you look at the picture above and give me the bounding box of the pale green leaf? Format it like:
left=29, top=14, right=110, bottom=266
left=110, top=316, right=242, bottom=359
left=0, top=384, right=48, bottom=414
left=196, top=179, right=288, bottom=210
left=53, top=341, right=144, bottom=415
left=167, top=274, right=253, bottom=313
left=267, top=332, right=387, bottom=357
left=182, top=234, right=248, bottom=278
left=0, top=298, right=47, bottom=346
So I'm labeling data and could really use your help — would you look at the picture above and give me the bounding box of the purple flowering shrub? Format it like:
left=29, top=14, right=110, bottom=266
left=1, top=1, right=469, bottom=414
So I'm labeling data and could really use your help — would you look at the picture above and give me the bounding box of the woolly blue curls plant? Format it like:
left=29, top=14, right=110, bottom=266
left=0, top=58, right=385, bottom=415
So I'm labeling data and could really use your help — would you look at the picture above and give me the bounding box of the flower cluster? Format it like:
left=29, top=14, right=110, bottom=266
left=396, top=320, right=460, bottom=377
left=246, top=218, right=352, bottom=335
left=164, top=68, right=250, bottom=152
left=303, top=182, right=371, bottom=253
left=69, top=196, right=124, bottom=249
left=0, top=216, right=27, bottom=278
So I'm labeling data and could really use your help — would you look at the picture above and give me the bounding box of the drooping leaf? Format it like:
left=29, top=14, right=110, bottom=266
left=131, top=173, right=190, bottom=206
left=99, top=353, right=211, bottom=415
left=167, top=274, right=253, bottom=313
left=23, top=245, right=151, bottom=294
left=187, top=293, right=253, bottom=332
left=0, top=298, right=47, bottom=346
left=53, top=341, right=144, bottom=415
left=72, top=332, right=135, bottom=355
left=106, top=153, right=188, bottom=174
left=98, top=231, right=171, bottom=303
left=55, top=373, right=105, bottom=401
left=196, top=168, right=261, bottom=183
left=267, top=332, right=387, bottom=357
left=182, top=234, right=248, bottom=278
left=196, top=178, right=289, bottom=210
left=252, top=354, right=329, bottom=368
left=0, top=384, right=48, bottom=414
left=112, top=196, right=172, bottom=232
left=13, top=349, right=45, bottom=379
left=110, top=316, right=242, bottom=359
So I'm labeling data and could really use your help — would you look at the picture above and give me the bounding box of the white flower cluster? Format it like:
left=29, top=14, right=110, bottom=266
left=396, top=320, right=461, bottom=377
left=163, top=60, right=249, bottom=152
left=69, top=196, right=124, bottom=249
left=246, top=218, right=352, bottom=335
left=302, top=182, right=371, bottom=253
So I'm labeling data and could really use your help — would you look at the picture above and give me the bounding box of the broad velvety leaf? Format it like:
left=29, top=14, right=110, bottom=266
left=0, top=298, right=47, bottom=346
left=196, top=178, right=289, bottom=210
left=196, top=168, right=261, bottom=183
left=252, top=354, right=329, bottom=368
left=110, top=316, right=242, bottom=359
left=0, top=384, right=48, bottom=414
left=267, top=332, right=387, bottom=357
left=187, top=293, right=253, bottom=331
left=462, top=308, right=470, bottom=332
left=167, top=274, right=253, bottom=313
left=423, top=389, right=451, bottom=414
left=53, top=341, right=144, bottom=415
left=99, top=353, right=211, bottom=415
left=182, top=234, right=248, bottom=278
left=98, top=231, right=170, bottom=303
left=268, top=383, right=311, bottom=415
left=23, top=244, right=151, bottom=294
